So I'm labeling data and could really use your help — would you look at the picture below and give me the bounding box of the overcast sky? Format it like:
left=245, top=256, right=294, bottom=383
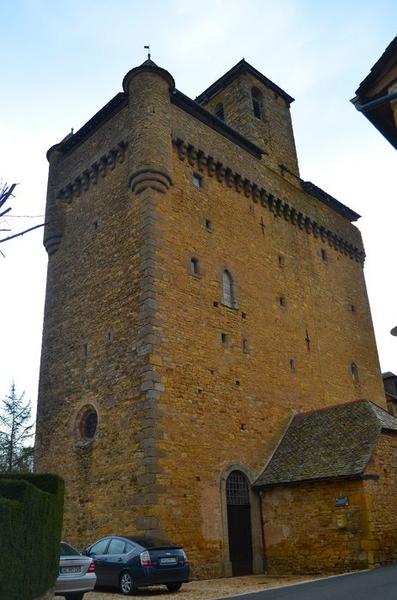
left=1, top=0, right=396, bottom=409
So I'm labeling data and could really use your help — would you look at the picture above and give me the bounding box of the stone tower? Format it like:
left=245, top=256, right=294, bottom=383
left=35, top=58, right=386, bottom=578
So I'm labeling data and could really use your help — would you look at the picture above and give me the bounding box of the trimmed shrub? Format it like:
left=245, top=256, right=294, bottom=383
left=0, top=473, right=64, bottom=600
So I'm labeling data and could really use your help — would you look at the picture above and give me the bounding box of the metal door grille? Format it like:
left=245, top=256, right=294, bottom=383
left=226, top=471, right=250, bottom=505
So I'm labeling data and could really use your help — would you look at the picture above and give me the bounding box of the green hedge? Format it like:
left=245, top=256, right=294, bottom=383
left=0, top=473, right=64, bottom=600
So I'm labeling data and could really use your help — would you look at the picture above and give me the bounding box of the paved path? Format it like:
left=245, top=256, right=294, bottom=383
left=83, top=574, right=309, bottom=600
left=222, top=565, right=397, bottom=600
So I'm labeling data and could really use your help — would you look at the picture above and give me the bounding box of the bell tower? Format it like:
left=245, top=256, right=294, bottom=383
left=196, top=59, right=300, bottom=177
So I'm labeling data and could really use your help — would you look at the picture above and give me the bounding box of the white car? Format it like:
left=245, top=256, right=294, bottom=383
left=55, top=542, right=96, bottom=600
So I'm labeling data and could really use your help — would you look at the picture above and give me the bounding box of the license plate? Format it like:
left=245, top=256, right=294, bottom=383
left=159, top=557, right=177, bottom=565
left=60, top=566, right=81, bottom=574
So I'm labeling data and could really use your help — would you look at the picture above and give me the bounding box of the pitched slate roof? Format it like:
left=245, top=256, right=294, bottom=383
left=355, top=37, right=397, bottom=97
left=253, top=400, right=397, bottom=488
left=382, top=371, right=396, bottom=380
left=195, top=59, right=294, bottom=106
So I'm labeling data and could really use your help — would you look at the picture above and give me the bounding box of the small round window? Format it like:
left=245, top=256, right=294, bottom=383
left=76, top=405, right=98, bottom=443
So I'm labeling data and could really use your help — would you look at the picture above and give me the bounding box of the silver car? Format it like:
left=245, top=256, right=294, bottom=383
left=55, top=542, right=96, bottom=600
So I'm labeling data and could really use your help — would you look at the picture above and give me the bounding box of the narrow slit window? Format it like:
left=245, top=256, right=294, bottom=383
left=251, top=87, right=263, bottom=119
left=351, top=362, right=359, bottom=382
left=190, top=257, right=199, bottom=275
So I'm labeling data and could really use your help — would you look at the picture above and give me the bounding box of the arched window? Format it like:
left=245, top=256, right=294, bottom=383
left=351, top=362, right=359, bottom=382
left=226, top=470, right=250, bottom=506
left=251, top=87, right=263, bottom=119
left=215, top=102, right=225, bottom=121
left=223, top=270, right=235, bottom=308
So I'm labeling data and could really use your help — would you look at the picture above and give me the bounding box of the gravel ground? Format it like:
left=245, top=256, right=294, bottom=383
left=77, top=574, right=313, bottom=600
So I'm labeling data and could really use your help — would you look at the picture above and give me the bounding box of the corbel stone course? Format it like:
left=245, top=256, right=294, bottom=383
left=56, top=141, right=127, bottom=203
left=173, top=138, right=365, bottom=264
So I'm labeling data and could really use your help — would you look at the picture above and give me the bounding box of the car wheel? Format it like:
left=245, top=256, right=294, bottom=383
left=64, top=593, right=85, bottom=600
left=166, top=582, right=182, bottom=592
left=119, top=570, right=136, bottom=595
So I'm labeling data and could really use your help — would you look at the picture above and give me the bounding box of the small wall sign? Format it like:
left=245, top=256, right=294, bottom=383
left=336, top=513, right=347, bottom=529
left=335, top=496, right=349, bottom=507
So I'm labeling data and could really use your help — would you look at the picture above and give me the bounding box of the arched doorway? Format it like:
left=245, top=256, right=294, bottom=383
left=226, top=470, right=253, bottom=575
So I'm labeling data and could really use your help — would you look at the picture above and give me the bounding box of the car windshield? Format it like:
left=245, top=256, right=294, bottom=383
left=60, top=542, right=81, bottom=556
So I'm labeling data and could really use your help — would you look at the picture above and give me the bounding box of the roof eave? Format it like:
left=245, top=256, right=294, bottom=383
left=253, top=471, right=367, bottom=490
left=48, top=92, right=128, bottom=159
left=301, top=180, right=361, bottom=222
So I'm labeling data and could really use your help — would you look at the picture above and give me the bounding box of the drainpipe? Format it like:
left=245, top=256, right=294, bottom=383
left=258, top=489, right=268, bottom=573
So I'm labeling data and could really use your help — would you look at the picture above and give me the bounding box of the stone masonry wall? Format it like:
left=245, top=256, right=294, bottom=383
left=144, top=91, right=385, bottom=576
left=35, top=108, right=147, bottom=544
left=362, top=433, right=397, bottom=565
left=262, top=479, right=368, bottom=574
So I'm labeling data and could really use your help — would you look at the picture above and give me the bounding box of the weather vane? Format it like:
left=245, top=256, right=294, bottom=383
left=144, top=44, right=151, bottom=60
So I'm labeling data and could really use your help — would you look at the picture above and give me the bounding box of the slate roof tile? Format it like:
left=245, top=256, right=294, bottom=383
left=253, top=400, right=397, bottom=488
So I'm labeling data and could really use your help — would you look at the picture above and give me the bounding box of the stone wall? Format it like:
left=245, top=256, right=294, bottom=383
left=36, top=117, right=146, bottom=543
left=143, top=92, right=385, bottom=574
left=262, top=479, right=368, bottom=574
left=362, top=433, right=397, bottom=565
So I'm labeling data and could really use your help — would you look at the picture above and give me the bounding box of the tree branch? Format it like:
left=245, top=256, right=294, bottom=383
left=0, top=222, right=45, bottom=243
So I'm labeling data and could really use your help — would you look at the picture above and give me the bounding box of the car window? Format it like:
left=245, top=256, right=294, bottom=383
left=125, top=542, right=135, bottom=553
left=107, top=538, right=126, bottom=554
left=130, top=536, right=172, bottom=548
left=90, top=539, right=109, bottom=555
left=60, top=542, right=80, bottom=556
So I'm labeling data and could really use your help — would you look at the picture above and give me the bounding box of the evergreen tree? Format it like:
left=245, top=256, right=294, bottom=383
left=0, top=383, right=34, bottom=472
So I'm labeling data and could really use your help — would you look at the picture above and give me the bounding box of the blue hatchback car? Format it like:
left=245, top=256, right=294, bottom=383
left=84, top=535, right=189, bottom=595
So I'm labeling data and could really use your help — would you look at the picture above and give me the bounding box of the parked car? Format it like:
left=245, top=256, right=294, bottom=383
left=84, top=535, right=189, bottom=595
left=55, top=542, right=96, bottom=600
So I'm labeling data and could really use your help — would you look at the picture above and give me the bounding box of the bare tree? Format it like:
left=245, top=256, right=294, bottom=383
left=0, top=383, right=34, bottom=472
left=0, top=182, right=44, bottom=252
